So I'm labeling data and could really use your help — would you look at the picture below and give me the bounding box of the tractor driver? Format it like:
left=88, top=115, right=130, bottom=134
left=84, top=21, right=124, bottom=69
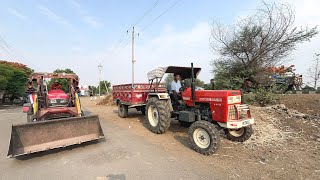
left=171, top=73, right=182, bottom=103
left=51, top=80, right=62, bottom=90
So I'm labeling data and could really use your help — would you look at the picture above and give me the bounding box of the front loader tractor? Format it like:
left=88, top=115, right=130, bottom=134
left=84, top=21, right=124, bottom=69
left=145, top=63, right=254, bottom=155
left=7, top=72, right=104, bottom=158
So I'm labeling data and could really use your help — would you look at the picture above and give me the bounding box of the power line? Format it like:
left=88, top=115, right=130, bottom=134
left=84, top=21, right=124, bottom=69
left=0, top=43, right=15, bottom=61
left=132, top=0, right=161, bottom=27
left=139, top=0, right=183, bottom=34
left=0, top=37, right=18, bottom=61
left=0, top=34, right=40, bottom=70
left=103, top=0, right=161, bottom=60
left=110, top=0, right=183, bottom=57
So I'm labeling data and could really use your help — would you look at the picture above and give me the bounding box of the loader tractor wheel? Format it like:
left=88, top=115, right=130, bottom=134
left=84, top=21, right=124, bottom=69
left=189, top=121, right=220, bottom=155
left=118, top=104, right=128, bottom=118
left=224, top=125, right=253, bottom=142
left=146, top=97, right=171, bottom=134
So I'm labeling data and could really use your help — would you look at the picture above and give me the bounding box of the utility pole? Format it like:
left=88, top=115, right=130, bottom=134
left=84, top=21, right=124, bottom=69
left=98, top=63, right=103, bottom=97
left=132, top=26, right=135, bottom=89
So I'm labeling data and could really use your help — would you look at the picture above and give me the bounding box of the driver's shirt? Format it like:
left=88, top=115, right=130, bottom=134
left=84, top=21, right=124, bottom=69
left=51, top=84, right=62, bottom=90
left=171, top=80, right=181, bottom=93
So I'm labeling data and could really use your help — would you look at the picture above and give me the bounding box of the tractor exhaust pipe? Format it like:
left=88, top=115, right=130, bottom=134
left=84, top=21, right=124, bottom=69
left=191, top=63, right=195, bottom=106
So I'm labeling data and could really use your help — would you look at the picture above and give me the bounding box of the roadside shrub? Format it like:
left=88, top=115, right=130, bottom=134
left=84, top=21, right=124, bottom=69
left=242, top=86, right=279, bottom=106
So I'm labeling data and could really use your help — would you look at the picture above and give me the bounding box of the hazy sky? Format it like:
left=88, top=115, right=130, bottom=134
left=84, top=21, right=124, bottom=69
left=0, top=0, right=319, bottom=86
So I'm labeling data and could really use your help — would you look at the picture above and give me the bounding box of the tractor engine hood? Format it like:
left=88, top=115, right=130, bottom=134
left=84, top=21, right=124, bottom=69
left=47, top=90, right=69, bottom=99
left=182, top=88, right=242, bottom=104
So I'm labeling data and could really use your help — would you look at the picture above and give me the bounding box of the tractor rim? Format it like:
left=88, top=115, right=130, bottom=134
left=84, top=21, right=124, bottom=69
left=193, top=128, right=210, bottom=149
left=148, top=105, right=159, bottom=127
left=228, top=128, right=245, bottom=137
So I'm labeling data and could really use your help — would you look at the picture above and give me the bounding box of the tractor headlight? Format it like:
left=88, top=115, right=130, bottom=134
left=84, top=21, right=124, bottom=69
left=50, top=99, right=57, bottom=104
left=60, top=99, right=68, bottom=104
left=235, top=96, right=241, bottom=103
left=228, top=96, right=241, bottom=104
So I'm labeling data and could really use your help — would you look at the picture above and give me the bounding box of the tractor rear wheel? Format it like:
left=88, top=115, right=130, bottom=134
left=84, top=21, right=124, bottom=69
left=224, top=125, right=253, bottom=142
left=189, top=121, right=220, bottom=155
left=145, top=97, right=171, bottom=134
left=118, top=104, right=128, bottom=118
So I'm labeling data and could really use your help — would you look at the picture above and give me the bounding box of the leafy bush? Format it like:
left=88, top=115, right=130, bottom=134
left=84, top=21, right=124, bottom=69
left=242, top=85, right=279, bottom=106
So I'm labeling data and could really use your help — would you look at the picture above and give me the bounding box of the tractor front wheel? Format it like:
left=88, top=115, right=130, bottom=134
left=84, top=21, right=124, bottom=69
left=189, top=121, right=220, bottom=155
left=118, top=104, right=128, bottom=118
left=224, top=125, right=253, bottom=142
left=145, top=97, right=171, bottom=134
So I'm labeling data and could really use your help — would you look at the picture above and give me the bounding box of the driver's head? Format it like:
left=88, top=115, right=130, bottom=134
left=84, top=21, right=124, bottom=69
left=174, top=73, right=181, bottom=81
left=54, top=80, right=59, bottom=85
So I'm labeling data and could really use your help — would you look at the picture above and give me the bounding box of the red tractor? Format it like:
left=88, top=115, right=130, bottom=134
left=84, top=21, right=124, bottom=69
left=7, top=72, right=104, bottom=158
left=23, top=73, right=82, bottom=121
left=145, top=63, right=254, bottom=155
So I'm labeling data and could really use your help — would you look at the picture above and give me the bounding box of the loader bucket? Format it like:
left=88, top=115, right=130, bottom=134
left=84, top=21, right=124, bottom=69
left=7, top=115, right=104, bottom=158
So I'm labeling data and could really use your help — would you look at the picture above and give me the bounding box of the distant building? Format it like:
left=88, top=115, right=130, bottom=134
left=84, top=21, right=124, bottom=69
left=79, top=85, right=90, bottom=96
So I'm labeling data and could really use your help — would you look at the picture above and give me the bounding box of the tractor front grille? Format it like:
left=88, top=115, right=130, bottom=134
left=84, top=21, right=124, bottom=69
left=228, top=105, right=236, bottom=120
left=228, top=105, right=251, bottom=120
left=48, top=99, right=68, bottom=107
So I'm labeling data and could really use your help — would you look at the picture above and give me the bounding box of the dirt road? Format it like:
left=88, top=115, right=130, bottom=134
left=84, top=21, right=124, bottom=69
left=1, top=96, right=319, bottom=180
left=0, top=104, right=223, bottom=180
left=90, top=96, right=320, bottom=180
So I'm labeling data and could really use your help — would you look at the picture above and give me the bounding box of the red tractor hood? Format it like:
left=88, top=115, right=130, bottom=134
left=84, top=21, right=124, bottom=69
left=47, top=90, right=69, bottom=99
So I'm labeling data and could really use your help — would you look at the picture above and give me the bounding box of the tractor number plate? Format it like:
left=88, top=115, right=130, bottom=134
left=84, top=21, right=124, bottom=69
left=242, top=120, right=250, bottom=126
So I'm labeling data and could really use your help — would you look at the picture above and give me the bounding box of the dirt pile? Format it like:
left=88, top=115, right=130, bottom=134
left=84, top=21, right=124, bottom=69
left=244, top=101, right=320, bottom=150
left=269, top=104, right=320, bottom=120
left=243, top=106, right=291, bottom=148
left=97, top=95, right=115, bottom=106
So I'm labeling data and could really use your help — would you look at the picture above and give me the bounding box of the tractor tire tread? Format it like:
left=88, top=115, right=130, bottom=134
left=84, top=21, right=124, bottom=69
left=146, top=97, right=171, bottom=134
left=189, top=121, right=220, bottom=155
left=118, top=104, right=128, bottom=118
left=224, top=125, right=253, bottom=142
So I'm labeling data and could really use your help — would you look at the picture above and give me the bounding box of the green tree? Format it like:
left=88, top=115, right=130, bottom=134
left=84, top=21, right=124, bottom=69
left=164, top=74, right=174, bottom=90
left=211, top=1, right=318, bottom=89
left=48, top=68, right=75, bottom=92
left=5, top=70, right=28, bottom=100
left=97, top=80, right=111, bottom=95
left=0, top=61, right=32, bottom=102
left=194, top=79, right=205, bottom=88
left=0, top=64, right=13, bottom=91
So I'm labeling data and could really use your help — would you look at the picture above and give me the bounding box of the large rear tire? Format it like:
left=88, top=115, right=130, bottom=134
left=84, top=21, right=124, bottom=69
left=189, top=121, right=220, bottom=155
left=145, top=97, right=171, bottom=134
left=118, top=104, right=128, bottom=118
left=224, top=125, right=253, bottom=142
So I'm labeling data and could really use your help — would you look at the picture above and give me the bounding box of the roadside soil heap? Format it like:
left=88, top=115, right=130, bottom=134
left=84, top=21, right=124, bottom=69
left=97, top=95, right=115, bottom=106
